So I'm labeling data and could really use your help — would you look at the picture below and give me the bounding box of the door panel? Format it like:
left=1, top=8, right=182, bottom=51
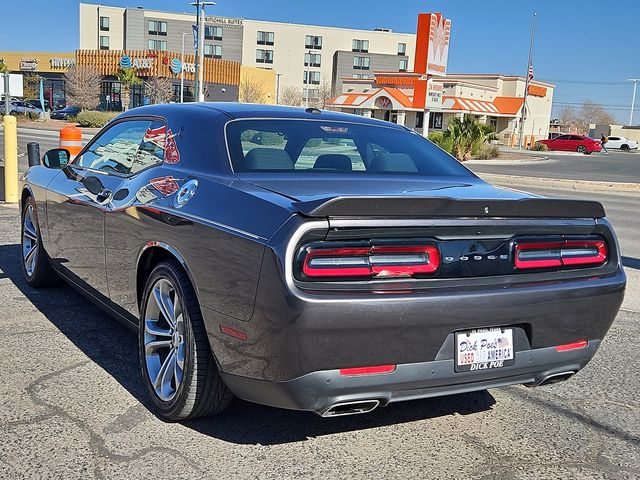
left=46, top=167, right=124, bottom=292
left=46, top=118, right=164, bottom=295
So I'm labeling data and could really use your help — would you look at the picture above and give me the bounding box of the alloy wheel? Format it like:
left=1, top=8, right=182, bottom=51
left=22, top=204, right=39, bottom=277
left=143, top=278, right=186, bottom=402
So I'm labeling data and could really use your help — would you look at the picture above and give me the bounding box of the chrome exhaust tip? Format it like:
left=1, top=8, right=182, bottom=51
left=534, top=371, right=576, bottom=387
left=320, top=400, right=381, bottom=417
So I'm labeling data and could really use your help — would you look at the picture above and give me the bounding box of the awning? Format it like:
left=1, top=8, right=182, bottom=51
left=443, top=96, right=524, bottom=116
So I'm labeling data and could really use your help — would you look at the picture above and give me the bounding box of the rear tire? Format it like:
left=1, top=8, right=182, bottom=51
left=576, top=145, right=587, bottom=154
left=138, top=259, right=232, bottom=420
left=21, top=197, right=58, bottom=287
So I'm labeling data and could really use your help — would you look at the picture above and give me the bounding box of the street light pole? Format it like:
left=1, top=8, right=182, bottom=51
left=191, top=1, right=216, bottom=103
left=305, top=50, right=312, bottom=107
left=628, top=79, right=639, bottom=126
left=192, top=0, right=200, bottom=102
left=275, top=73, right=282, bottom=104
left=179, top=32, right=186, bottom=103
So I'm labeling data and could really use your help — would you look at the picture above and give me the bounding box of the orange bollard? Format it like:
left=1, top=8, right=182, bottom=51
left=60, top=124, right=83, bottom=156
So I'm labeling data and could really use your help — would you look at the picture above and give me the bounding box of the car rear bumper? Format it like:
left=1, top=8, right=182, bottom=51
left=220, top=340, right=601, bottom=415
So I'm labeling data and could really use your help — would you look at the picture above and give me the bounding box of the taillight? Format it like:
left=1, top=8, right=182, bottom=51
left=515, top=239, right=607, bottom=269
left=302, top=244, right=440, bottom=279
left=340, top=365, right=396, bottom=376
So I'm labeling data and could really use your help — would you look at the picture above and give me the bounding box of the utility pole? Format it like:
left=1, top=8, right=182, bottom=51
left=518, top=12, right=537, bottom=150
left=628, top=79, right=639, bottom=125
left=3, top=74, right=10, bottom=115
left=179, top=32, right=186, bottom=102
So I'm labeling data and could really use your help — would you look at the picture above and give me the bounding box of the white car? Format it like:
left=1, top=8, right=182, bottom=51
left=605, top=136, right=638, bottom=151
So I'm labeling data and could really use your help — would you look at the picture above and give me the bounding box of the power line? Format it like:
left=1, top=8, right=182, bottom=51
left=544, top=78, right=631, bottom=86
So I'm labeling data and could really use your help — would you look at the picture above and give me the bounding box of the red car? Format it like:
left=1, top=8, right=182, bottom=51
left=538, top=134, right=602, bottom=154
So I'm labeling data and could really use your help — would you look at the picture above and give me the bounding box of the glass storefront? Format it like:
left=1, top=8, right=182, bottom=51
left=42, top=77, right=66, bottom=110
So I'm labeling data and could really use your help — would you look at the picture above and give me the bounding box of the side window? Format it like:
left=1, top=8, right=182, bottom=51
left=75, top=120, right=165, bottom=175
left=569, top=135, right=583, bottom=141
left=298, top=137, right=366, bottom=171
left=555, top=135, right=569, bottom=141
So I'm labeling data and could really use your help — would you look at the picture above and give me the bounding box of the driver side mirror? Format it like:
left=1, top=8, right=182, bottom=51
left=42, top=148, right=70, bottom=169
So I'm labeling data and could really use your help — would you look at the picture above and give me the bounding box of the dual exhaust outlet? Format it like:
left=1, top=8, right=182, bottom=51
left=320, top=399, right=381, bottom=417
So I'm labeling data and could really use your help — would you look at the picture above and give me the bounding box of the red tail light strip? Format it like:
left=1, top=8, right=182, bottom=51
left=303, top=245, right=440, bottom=278
left=515, top=240, right=607, bottom=269
left=340, top=365, right=397, bottom=376
left=555, top=340, right=588, bottom=352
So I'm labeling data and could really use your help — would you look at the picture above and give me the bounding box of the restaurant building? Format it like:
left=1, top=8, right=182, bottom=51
left=328, top=72, right=555, bottom=145
left=0, top=49, right=275, bottom=110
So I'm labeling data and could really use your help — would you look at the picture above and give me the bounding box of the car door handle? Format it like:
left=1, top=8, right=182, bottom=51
left=96, top=189, right=112, bottom=203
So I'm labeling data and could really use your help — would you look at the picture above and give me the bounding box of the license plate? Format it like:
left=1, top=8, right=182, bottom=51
left=455, top=327, right=515, bottom=372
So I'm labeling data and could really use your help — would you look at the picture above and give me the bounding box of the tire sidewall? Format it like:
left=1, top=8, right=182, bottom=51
left=21, top=198, right=39, bottom=283
left=138, top=263, right=198, bottom=419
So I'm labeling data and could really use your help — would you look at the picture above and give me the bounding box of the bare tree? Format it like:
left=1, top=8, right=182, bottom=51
left=280, top=86, right=303, bottom=106
left=144, top=76, right=174, bottom=104
left=239, top=76, right=266, bottom=103
left=309, top=76, right=336, bottom=109
left=22, top=73, right=42, bottom=102
left=579, top=100, right=616, bottom=129
left=558, top=105, right=581, bottom=133
left=65, top=66, right=102, bottom=110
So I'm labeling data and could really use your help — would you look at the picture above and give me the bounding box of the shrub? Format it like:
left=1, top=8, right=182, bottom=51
left=476, top=143, right=499, bottom=160
left=531, top=142, right=549, bottom=151
left=428, top=132, right=454, bottom=154
left=75, top=110, right=118, bottom=128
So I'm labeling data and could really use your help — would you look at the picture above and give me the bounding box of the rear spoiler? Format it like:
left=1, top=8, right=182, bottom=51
left=293, top=196, right=606, bottom=218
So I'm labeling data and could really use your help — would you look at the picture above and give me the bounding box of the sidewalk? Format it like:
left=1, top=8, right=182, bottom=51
left=0, top=119, right=101, bottom=136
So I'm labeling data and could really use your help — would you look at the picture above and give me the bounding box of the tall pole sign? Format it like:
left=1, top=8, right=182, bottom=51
left=412, top=13, right=451, bottom=137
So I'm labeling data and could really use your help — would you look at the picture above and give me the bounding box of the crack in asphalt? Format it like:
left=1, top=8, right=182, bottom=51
left=15, top=360, right=204, bottom=479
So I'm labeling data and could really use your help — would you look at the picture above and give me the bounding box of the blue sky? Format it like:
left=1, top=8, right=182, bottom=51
left=3, top=0, right=640, bottom=122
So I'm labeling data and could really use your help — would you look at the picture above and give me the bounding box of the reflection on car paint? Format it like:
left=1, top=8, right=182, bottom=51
left=135, top=186, right=159, bottom=204
left=149, top=176, right=180, bottom=196
left=165, top=129, right=181, bottom=164
left=174, top=179, right=198, bottom=208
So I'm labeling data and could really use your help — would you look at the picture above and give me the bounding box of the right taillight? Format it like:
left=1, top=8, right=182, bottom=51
left=515, top=239, right=607, bottom=270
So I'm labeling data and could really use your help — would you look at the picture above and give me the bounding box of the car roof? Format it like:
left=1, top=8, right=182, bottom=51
left=119, top=102, right=405, bottom=129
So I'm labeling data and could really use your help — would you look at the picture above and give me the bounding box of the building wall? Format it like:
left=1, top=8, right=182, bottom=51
left=80, top=3, right=126, bottom=50
left=124, top=8, right=145, bottom=50
left=240, top=66, right=276, bottom=104
left=332, top=51, right=410, bottom=92
left=241, top=19, right=415, bottom=94
left=0, top=52, right=76, bottom=73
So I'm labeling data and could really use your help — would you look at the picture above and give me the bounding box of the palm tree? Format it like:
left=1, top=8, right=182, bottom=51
left=0, top=62, right=7, bottom=74
left=445, top=114, right=494, bottom=161
left=116, top=68, right=142, bottom=111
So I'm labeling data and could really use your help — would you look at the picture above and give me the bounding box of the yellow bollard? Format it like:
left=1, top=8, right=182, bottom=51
left=3, top=115, right=19, bottom=203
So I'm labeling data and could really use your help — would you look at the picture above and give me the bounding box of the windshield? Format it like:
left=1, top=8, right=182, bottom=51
left=226, top=119, right=473, bottom=177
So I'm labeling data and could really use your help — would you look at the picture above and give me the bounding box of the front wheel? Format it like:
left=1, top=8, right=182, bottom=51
left=621, top=144, right=630, bottom=151
left=576, top=145, right=587, bottom=154
left=21, top=197, right=57, bottom=287
left=139, top=260, right=232, bottom=420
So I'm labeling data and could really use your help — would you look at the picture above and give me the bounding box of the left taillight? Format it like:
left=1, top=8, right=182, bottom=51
left=301, top=243, right=440, bottom=279
left=515, top=238, right=607, bottom=270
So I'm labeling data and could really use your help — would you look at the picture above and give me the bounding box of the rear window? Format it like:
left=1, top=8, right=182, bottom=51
left=226, top=119, right=472, bottom=177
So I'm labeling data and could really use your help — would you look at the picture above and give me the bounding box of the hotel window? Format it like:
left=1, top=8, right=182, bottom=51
left=257, top=31, right=274, bottom=45
left=205, top=25, right=223, bottom=40
left=398, top=42, right=406, bottom=55
left=303, top=88, right=320, bottom=100
left=204, top=44, right=222, bottom=59
left=303, top=71, right=321, bottom=85
left=352, top=39, right=369, bottom=53
left=399, top=59, right=408, bottom=72
left=148, top=39, right=168, bottom=51
left=304, top=53, right=321, bottom=67
left=256, top=49, right=274, bottom=64
left=305, top=35, right=322, bottom=49
left=99, top=16, right=109, bottom=31
left=353, top=56, right=370, bottom=70
left=352, top=73, right=369, bottom=79
left=149, top=20, right=167, bottom=35
left=99, top=35, right=109, bottom=50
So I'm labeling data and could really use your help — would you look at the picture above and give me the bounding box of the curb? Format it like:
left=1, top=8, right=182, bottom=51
left=479, top=173, right=640, bottom=193
left=466, top=156, right=550, bottom=165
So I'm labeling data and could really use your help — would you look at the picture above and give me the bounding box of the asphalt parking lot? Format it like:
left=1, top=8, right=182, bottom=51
left=1, top=183, right=639, bottom=479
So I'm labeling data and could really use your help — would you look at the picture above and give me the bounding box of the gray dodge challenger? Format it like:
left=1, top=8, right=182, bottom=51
left=20, top=103, right=625, bottom=420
